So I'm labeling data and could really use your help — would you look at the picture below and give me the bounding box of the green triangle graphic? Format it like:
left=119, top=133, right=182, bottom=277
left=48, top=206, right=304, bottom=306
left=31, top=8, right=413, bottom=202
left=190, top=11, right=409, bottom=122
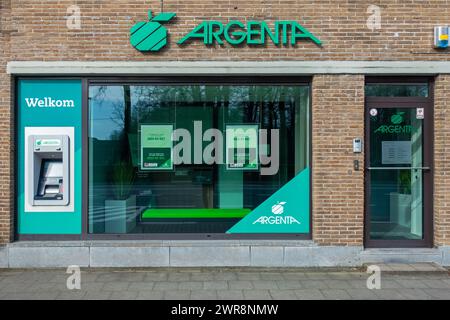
left=227, top=168, right=310, bottom=234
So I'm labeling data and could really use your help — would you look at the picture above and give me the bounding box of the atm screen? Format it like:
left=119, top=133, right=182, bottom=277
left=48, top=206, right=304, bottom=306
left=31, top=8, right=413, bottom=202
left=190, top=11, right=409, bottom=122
left=42, top=160, right=63, bottom=178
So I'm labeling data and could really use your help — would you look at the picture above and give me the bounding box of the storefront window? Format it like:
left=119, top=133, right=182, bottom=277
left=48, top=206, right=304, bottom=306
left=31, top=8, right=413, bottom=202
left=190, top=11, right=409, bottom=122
left=88, top=83, right=310, bottom=234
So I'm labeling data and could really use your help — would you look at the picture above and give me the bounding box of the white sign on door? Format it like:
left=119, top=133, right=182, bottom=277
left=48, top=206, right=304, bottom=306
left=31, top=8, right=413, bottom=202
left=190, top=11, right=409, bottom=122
left=381, top=141, right=412, bottom=165
left=416, top=108, right=424, bottom=119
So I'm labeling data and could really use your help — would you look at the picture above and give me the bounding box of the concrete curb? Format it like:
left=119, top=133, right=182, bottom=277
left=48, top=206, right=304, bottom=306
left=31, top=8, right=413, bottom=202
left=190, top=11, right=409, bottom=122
left=1, top=241, right=363, bottom=268
left=1, top=242, right=449, bottom=268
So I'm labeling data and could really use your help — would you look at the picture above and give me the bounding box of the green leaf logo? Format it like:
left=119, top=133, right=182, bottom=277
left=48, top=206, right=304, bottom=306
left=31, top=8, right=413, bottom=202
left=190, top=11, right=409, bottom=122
left=391, top=112, right=405, bottom=125
left=130, top=10, right=176, bottom=52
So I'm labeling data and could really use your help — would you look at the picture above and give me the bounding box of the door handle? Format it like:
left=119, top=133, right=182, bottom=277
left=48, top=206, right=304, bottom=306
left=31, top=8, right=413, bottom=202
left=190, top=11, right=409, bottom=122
left=367, top=167, right=431, bottom=170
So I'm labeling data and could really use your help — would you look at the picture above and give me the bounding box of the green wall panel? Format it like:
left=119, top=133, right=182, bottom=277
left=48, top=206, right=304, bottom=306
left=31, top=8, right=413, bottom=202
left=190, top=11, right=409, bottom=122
left=17, top=79, right=82, bottom=234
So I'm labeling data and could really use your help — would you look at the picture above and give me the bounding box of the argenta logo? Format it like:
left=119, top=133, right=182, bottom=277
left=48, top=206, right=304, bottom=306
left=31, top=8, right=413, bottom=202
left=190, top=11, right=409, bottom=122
left=253, top=201, right=301, bottom=225
left=130, top=10, right=176, bottom=52
left=374, top=112, right=411, bottom=134
left=271, top=201, right=286, bottom=215
left=25, top=97, right=75, bottom=108
left=390, top=112, right=405, bottom=125
left=130, top=9, right=321, bottom=52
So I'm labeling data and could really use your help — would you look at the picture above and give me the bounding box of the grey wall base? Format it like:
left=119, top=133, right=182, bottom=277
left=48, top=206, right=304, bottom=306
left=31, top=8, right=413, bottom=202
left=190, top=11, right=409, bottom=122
left=1, top=242, right=449, bottom=268
left=0, top=245, right=8, bottom=268
left=361, top=248, right=450, bottom=266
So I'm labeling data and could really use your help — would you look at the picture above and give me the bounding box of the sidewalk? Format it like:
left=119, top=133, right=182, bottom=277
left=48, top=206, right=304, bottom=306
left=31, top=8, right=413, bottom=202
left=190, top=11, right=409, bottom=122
left=0, top=264, right=449, bottom=300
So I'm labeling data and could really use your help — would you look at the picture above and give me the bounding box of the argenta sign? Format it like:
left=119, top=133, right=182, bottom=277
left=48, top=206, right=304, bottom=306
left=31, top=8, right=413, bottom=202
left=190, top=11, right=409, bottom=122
left=130, top=11, right=176, bottom=52
left=178, top=20, right=321, bottom=46
left=130, top=10, right=321, bottom=52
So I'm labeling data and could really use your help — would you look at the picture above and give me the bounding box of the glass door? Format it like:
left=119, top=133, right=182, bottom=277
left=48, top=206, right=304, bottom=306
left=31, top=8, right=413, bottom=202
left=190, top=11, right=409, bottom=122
left=365, top=103, right=433, bottom=247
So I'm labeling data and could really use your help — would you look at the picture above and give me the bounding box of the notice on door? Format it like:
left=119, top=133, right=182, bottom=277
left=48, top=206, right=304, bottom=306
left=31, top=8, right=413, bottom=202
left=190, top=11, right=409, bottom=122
left=140, top=125, right=173, bottom=170
left=381, top=141, right=412, bottom=165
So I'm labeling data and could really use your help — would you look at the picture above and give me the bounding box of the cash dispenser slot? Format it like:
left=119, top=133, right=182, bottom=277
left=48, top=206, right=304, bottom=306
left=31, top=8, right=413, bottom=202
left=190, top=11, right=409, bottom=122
left=36, top=160, right=64, bottom=200
left=29, top=135, right=70, bottom=206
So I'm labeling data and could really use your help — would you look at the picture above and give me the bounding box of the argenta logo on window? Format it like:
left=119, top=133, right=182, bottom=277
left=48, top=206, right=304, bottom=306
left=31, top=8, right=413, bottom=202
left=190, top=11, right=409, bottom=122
left=374, top=112, right=412, bottom=134
left=25, top=97, right=75, bottom=108
left=390, top=112, right=405, bottom=125
left=130, top=9, right=321, bottom=52
left=227, top=169, right=310, bottom=234
left=252, top=201, right=301, bottom=225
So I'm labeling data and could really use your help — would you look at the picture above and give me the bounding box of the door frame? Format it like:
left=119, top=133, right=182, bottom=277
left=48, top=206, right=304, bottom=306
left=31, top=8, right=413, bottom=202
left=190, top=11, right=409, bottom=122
left=364, top=78, right=434, bottom=248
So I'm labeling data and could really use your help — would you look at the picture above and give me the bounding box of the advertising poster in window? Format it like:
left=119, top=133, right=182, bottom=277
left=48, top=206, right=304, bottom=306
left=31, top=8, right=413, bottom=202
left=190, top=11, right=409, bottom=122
left=226, top=124, right=259, bottom=170
left=140, top=124, right=173, bottom=170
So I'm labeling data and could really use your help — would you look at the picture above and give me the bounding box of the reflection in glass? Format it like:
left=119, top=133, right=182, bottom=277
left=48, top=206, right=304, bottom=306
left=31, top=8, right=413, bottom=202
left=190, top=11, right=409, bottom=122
left=88, top=85, right=310, bottom=234
left=365, top=84, right=428, bottom=97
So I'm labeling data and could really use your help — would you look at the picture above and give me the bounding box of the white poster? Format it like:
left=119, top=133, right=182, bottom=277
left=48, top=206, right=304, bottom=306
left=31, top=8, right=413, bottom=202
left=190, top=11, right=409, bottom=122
left=381, top=141, right=412, bottom=165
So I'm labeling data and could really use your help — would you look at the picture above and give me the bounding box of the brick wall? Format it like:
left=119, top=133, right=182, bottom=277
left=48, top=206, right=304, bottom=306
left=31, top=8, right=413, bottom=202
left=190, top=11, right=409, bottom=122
left=312, top=75, right=365, bottom=246
left=434, top=75, right=450, bottom=246
left=4, top=0, right=450, bottom=62
left=0, top=0, right=13, bottom=245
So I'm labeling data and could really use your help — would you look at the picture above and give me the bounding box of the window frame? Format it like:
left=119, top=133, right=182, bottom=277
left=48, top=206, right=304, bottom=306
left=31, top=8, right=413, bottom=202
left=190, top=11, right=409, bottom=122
left=365, top=76, right=433, bottom=100
left=364, top=76, right=434, bottom=248
left=82, top=76, right=313, bottom=241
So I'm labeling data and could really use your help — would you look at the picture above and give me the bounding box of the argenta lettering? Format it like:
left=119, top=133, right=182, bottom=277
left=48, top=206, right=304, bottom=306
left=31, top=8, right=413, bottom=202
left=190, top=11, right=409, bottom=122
left=178, top=20, right=321, bottom=46
left=253, top=216, right=300, bottom=225
left=374, top=125, right=412, bottom=134
left=25, top=97, right=75, bottom=108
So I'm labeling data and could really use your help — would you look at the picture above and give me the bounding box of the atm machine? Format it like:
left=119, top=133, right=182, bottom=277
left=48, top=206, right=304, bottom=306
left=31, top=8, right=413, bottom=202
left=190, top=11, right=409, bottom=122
left=28, top=135, right=70, bottom=206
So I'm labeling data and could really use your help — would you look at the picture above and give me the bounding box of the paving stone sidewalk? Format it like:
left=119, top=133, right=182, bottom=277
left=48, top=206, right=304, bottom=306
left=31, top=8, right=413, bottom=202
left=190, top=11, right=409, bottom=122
left=0, top=264, right=449, bottom=300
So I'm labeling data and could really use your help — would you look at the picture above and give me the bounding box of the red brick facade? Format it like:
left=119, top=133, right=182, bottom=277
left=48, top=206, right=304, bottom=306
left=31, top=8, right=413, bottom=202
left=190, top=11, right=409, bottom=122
left=0, top=0, right=449, bottom=246
left=0, top=1, right=12, bottom=244
left=312, top=75, right=365, bottom=246
left=4, top=0, right=450, bottom=61
left=434, top=75, right=450, bottom=247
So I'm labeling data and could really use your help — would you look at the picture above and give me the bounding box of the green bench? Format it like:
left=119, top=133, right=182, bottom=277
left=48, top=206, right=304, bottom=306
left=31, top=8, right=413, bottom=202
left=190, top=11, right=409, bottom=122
left=142, top=208, right=251, bottom=219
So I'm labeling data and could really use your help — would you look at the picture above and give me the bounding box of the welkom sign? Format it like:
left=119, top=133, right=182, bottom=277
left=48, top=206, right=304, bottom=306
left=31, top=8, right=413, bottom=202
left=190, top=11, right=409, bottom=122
left=130, top=10, right=321, bottom=52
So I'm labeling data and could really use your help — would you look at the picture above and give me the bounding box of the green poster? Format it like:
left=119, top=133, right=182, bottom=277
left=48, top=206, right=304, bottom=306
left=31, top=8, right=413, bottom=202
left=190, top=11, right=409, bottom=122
left=140, top=125, right=173, bottom=170
left=226, top=125, right=259, bottom=170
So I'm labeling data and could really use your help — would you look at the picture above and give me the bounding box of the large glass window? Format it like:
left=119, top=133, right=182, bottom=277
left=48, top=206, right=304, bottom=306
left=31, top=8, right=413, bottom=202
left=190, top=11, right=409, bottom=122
left=88, top=83, right=310, bottom=235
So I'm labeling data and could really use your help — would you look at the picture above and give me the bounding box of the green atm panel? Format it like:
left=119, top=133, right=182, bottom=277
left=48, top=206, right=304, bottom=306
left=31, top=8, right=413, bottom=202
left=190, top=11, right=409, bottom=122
left=17, top=79, right=82, bottom=235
